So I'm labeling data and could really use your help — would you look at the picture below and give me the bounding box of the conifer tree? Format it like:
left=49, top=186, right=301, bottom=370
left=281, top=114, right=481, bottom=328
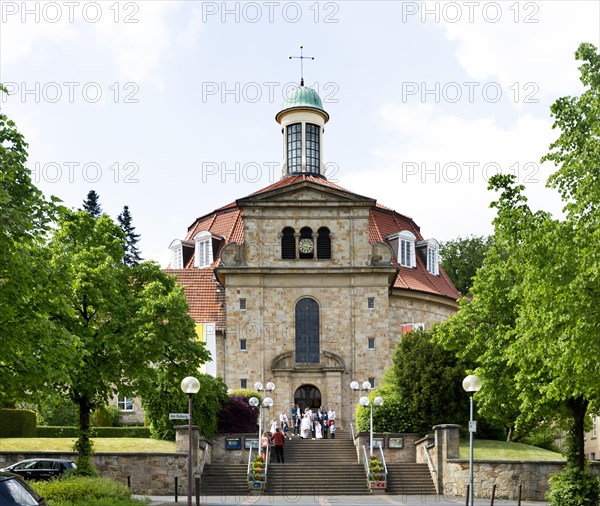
left=117, top=205, right=142, bottom=266
left=82, top=190, right=102, bottom=218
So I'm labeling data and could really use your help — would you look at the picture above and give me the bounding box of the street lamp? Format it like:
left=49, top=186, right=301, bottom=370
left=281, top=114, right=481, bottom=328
left=350, top=380, right=372, bottom=422
left=463, top=374, right=482, bottom=506
left=253, top=381, right=276, bottom=433
left=181, top=376, right=200, bottom=506
left=360, top=395, right=384, bottom=457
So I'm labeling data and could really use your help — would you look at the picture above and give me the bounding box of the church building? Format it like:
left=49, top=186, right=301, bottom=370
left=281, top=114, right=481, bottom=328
left=166, top=81, right=460, bottom=425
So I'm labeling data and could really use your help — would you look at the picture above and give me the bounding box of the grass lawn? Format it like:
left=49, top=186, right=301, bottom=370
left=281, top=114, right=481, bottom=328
left=459, top=439, right=565, bottom=461
left=0, top=438, right=176, bottom=453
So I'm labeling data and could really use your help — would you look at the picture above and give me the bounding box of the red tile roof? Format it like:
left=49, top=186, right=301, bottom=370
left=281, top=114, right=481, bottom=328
left=169, top=175, right=458, bottom=324
left=164, top=268, right=226, bottom=330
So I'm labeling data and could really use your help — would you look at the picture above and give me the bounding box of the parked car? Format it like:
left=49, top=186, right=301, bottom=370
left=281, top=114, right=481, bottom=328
left=0, top=471, right=49, bottom=505
left=0, top=459, right=77, bottom=481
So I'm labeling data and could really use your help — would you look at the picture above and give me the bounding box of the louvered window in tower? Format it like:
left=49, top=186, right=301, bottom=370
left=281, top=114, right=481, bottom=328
left=281, top=227, right=296, bottom=259
left=317, top=227, right=331, bottom=259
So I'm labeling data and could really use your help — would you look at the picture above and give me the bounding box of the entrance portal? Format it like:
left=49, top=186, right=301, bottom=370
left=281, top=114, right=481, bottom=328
left=294, top=384, right=321, bottom=414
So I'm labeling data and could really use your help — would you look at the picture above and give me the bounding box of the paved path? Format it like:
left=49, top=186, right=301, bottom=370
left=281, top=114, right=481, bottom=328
left=137, top=494, right=547, bottom=506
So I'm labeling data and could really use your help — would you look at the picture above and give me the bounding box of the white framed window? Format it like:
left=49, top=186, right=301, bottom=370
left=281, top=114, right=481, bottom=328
left=398, top=230, right=416, bottom=268
left=169, top=239, right=189, bottom=269
left=194, top=231, right=213, bottom=268
left=117, top=397, right=134, bottom=411
left=426, top=239, right=440, bottom=275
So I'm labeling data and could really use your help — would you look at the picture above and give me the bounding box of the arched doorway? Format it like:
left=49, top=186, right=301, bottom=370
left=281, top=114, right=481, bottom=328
left=294, top=384, right=321, bottom=414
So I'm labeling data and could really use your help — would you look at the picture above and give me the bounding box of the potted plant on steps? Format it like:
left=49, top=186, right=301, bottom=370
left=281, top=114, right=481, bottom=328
left=248, top=455, right=267, bottom=491
left=368, top=457, right=386, bottom=492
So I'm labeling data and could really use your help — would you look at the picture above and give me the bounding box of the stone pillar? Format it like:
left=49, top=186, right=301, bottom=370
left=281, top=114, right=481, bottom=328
left=433, top=424, right=461, bottom=495
left=174, top=424, right=201, bottom=490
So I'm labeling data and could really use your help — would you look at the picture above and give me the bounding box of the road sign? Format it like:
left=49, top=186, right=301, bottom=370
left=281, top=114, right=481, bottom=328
left=169, top=413, right=190, bottom=420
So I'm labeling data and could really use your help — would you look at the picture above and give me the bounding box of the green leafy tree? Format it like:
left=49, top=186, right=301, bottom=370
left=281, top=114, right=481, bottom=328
left=440, top=235, right=493, bottom=296
left=141, top=367, right=228, bottom=440
left=356, top=330, right=468, bottom=435
left=46, top=210, right=208, bottom=465
left=435, top=47, right=600, bottom=476
left=82, top=190, right=102, bottom=218
left=117, top=205, right=142, bottom=266
left=0, top=89, right=74, bottom=407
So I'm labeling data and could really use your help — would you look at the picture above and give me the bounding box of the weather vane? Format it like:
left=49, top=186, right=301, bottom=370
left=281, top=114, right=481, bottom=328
left=289, top=45, right=314, bottom=86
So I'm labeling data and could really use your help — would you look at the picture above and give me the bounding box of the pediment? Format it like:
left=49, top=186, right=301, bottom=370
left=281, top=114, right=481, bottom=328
left=271, top=350, right=346, bottom=373
left=238, top=181, right=376, bottom=208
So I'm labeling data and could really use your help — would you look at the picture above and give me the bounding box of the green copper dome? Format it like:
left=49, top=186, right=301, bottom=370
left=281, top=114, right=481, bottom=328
left=277, top=83, right=329, bottom=122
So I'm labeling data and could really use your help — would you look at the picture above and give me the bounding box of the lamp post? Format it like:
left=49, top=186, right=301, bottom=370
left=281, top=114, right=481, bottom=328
left=350, top=380, right=372, bottom=422
left=181, top=376, right=200, bottom=506
left=249, top=395, right=274, bottom=451
left=359, top=395, right=384, bottom=457
left=463, top=374, right=482, bottom=506
left=253, top=381, right=275, bottom=433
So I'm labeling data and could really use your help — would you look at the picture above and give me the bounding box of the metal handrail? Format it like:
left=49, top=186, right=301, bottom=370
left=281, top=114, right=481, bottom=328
left=200, top=440, right=208, bottom=475
left=361, top=444, right=370, bottom=479
left=349, top=422, right=356, bottom=443
left=378, top=444, right=388, bottom=478
left=421, top=444, right=439, bottom=494
left=247, top=444, right=254, bottom=477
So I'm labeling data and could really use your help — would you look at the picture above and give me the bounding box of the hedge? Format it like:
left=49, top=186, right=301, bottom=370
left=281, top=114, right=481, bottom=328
left=0, top=409, right=36, bottom=437
left=36, top=426, right=151, bottom=438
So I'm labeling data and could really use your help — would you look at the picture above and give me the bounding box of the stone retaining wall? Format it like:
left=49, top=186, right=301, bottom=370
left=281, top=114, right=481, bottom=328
left=0, top=451, right=187, bottom=495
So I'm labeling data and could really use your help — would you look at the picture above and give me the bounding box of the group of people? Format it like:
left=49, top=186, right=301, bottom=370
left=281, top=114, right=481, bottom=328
left=259, top=405, right=338, bottom=464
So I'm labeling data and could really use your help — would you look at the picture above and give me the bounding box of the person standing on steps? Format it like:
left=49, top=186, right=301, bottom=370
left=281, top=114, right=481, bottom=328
left=319, top=405, right=328, bottom=439
left=330, top=421, right=336, bottom=439
left=260, top=431, right=270, bottom=460
left=271, top=427, right=286, bottom=464
left=291, top=403, right=299, bottom=435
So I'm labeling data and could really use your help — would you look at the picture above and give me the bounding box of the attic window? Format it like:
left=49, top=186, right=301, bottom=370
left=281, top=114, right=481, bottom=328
left=426, top=239, right=440, bottom=275
left=398, top=230, right=416, bottom=268
left=169, top=239, right=193, bottom=269
left=194, top=231, right=213, bottom=268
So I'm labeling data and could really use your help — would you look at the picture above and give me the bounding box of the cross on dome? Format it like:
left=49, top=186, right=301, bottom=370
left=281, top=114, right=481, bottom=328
left=289, top=45, right=315, bottom=86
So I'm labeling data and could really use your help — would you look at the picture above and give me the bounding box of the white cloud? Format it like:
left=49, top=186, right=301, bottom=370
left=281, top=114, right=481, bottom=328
left=343, top=102, right=563, bottom=241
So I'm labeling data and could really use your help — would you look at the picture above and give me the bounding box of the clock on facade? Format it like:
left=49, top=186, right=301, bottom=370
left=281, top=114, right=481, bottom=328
left=299, top=238, right=314, bottom=254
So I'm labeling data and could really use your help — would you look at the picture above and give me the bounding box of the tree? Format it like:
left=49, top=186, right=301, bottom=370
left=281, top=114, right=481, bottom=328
left=356, top=330, right=469, bottom=435
left=0, top=88, right=74, bottom=407
left=440, top=235, right=493, bottom=296
left=117, top=206, right=142, bottom=266
left=434, top=46, right=600, bottom=477
left=82, top=190, right=102, bottom=218
left=141, top=367, right=228, bottom=441
left=117, top=205, right=142, bottom=266
left=46, top=210, right=209, bottom=468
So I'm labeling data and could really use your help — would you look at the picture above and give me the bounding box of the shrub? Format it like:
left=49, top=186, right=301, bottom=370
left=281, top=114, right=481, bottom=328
left=37, top=398, right=79, bottom=427
left=547, top=465, right=600, bottom=506
left=217, top=394, right=259, bottom=434
left=33, top=476, right=132, bottom=503
left=0, top=409, right=36, bottom=437
left=91, top=406, right=120, bottom=427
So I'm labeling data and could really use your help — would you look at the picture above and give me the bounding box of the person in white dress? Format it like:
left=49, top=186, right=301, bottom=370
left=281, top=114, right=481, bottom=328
left=300, top=413, right=311, bottom=439
left=315, top=419, right=322, bottom=439
left=270, top=419, right=278, bottom=435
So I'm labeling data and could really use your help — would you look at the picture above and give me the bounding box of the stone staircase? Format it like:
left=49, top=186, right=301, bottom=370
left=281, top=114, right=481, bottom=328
left=265, top=429, right=368, bottom=495
left=200, top=429, right=437, bottom=496
left=385, top=462, right=437, bottom=495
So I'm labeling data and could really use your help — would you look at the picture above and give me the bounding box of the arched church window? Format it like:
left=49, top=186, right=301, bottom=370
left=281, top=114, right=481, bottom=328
left=281, top=227, right=296, bottom=259
left=295, top=298, right=320, bottom=364
left=317, top=227, right=331, bottom=259
left=299, top=227, right=314, bottom=259
left=306, top=123, right=320, bottom=173
left=287, top=123, right=302, bottom=174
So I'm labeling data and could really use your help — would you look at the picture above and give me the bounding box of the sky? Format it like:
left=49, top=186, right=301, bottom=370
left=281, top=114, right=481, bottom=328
left=1, top=0, right=599, bottom=266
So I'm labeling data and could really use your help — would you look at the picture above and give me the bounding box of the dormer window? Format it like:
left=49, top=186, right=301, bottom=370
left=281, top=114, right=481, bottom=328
left=426, top=239, right=440, bottom=275
left=168, top=239, right=194, bottom=269
left=194, top=231, right=213, bottom=268
left=398, top=230, right=416, bottom=268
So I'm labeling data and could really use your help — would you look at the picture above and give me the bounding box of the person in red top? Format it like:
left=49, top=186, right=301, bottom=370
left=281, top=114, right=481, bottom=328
left=271, top=427, right=286, bottom=464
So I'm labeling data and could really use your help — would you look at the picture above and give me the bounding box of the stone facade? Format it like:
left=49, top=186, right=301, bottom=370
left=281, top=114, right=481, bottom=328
left=216, top=185, right=458, bottom=425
